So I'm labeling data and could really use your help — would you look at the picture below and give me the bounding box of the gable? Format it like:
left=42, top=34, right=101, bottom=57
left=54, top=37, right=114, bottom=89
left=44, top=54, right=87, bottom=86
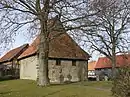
left=0, top=44, right=29, bottom=63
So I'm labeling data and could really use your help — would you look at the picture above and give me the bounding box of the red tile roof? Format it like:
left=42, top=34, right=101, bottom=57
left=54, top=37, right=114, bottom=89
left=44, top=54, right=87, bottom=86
left=88, top=61, right=96, bottom=70
left=0, top=44, right=29, bottom=63
left=19, top=32, right=89, bottom=60
left=95, top=54, right=130, bottom=69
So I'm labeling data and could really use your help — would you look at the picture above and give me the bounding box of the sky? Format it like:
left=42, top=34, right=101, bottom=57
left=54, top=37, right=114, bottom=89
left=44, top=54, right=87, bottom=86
left=0, top=0, right=129, bottom=62
left=12, top=33, right=30, bottom=48
left=1, top=32, right=31, bottom=57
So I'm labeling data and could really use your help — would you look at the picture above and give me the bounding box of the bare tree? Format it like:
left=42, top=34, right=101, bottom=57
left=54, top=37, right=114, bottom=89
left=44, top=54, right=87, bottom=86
left=75, top=0, right=130, bottom=78
left=0, top=0, right=95, bottom=86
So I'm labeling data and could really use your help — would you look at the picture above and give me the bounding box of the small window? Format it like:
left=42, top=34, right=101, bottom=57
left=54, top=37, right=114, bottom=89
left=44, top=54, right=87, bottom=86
left=56, top=60, right=61, bottom=66
left=72, top=60, right=76, bottom=66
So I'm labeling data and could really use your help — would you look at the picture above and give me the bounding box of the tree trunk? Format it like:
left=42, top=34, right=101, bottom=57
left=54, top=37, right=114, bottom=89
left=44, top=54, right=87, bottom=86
left=37, top=0, right=50, bottom=87
left=111, top=54, right=116, bottom=79
left=111, top=39, right=116, bottom=79
left=84, top=61, right=88, bottom=81
left=78, top=62, right=83, bottom=82
left=78, top=61, right=88, bottom=84
left=111, top=23, right=116, bottom=79
left=37, top=21, right=50, bottom=86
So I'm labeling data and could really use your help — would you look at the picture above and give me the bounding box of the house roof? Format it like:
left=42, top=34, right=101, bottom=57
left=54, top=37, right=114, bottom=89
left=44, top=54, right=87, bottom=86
left=88, top=61, right=96, bottom=70
left=18, top=32, right=90, bottom=60
left=95, top=54, right=130, bottom=69
left=0, top=44, right=29, bottom=63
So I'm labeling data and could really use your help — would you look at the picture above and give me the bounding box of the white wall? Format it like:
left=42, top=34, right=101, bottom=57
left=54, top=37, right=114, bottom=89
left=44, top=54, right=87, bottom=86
left=20, top=56, right=38, bottom=80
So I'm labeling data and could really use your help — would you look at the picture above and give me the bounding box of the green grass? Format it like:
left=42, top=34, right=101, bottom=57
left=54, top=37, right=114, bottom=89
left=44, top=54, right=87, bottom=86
left=0, top=80, right=113, bottom=97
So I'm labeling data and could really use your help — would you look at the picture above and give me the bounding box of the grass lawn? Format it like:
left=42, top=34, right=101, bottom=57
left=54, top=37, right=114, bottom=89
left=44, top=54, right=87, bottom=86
left=0, top=80, right=113, bottom=97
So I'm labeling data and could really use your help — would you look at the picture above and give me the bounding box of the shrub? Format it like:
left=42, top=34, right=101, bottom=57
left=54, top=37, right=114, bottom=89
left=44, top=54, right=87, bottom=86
left=111, top=66, right=130, bottom=97
left=0, top=75, right=19, bottom=81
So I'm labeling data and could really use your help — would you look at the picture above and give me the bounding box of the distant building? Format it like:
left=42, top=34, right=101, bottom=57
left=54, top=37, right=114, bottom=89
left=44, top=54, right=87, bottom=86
left=88, top=61, right=96, bottom=79
left=0, top=44, right=29, bottom=77
left=95, top=54, right=130, bottom=79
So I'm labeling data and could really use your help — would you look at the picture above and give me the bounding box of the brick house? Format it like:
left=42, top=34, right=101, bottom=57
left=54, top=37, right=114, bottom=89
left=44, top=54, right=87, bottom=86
left=0, top=44, right=29, bottom=77
left=95, top=54, right=130, bottom=79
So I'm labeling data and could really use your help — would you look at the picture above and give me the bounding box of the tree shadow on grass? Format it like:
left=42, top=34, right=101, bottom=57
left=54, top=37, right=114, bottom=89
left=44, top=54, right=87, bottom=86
left=42, top=88, right=67, bottom=97
left=49, top=81, right=79, bottom=87
left=0, top=91, right=13, bottom=95
left=0, top=75, right=19, bottom=82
